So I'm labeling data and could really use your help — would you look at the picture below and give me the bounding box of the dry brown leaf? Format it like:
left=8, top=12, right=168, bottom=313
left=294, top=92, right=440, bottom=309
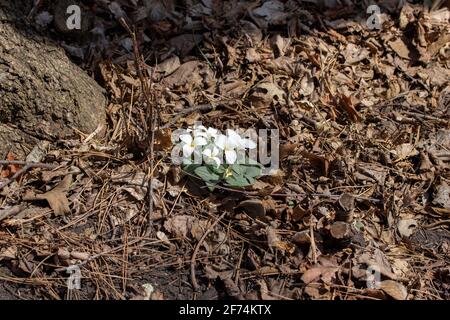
left=237, top=199, right=266, bottom=218
left=380, top=280, right=408, bottom=300
left=245, top=48, right=260, bottom=63
left=338, top=94, right=360, bottom=123
left=0, top=245, right=17, bottom=261
left=343, top=43, right=370, bottom=64
left=300, top=151, right=330, bottom=176
left=250, top=82, right=286, bottom=108
left=392, top=143, right=419, bottom=162
left=162, top=61, right=205, bottom=90
left=397, top=219, right=418, bottom=238
left=270, top=34, right=289, bottom=57
left=301, top=266, right=338, bottom=285
left=266, top=227, right=295, bottom=253
left=23, top=174, right=72, bottom=216
left=240, top=20, right=263, bottom=44
left=169, top=34, right=203, bottom=57
left=433, top=181, right=450, bottom=209
left=389, top=38, right=411, bottom=60
left=252, top=0, right=289, bottom=26
left=155, top=55, right=180, bottom=77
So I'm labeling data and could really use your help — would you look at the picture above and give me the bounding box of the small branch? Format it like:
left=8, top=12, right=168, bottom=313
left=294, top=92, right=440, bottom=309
left=162, top=104, right=215, bottom=129
left=0, top=160, right=57, bottom=168
left=0, top=205, right=25, bottom=222
left=0, top=161, right=58, bottom=191
left=191, top=211, right=227, bottom=292
left=55, top=238, right=143, bottom=272
left=119, top=17, right=159, bottom=236
left=423, top=219, right=450, bottom=229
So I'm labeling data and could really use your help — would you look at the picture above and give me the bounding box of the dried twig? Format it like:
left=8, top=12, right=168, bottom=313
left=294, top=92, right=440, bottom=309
left=119, top=17, right=158, bottom=236
left=162, top=104, right=215, bottom=129
left=55, top=238, right=143, bottom=272
left=0, top=205, right=25, bottom=222
left=0, top=161, right=58, bottom=191
left=423, top=219, right=450, bottom=229
left=191, top=211, right=227, bottom=291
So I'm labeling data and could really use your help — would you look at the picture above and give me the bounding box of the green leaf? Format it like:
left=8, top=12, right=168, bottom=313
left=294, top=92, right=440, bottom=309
left=194, top=166, right=220, bottom=182
left=205, top=181, right=217, bottom=191
left=210, top=165, right=226, bottom=175
left=243, top=165, right=262, bottom=178
left=231, top=164, right=243, bottom=176
left=183, top=164, right=201, bottom=173
left=224, top=175, right=251, bottom=187
left=245, top=176, right=256, bottom=185
left=245, top=158, right=260, bottom=166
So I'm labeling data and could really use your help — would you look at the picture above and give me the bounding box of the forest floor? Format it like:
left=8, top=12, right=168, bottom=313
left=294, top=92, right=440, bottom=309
left=0, top=0, right=449, bottom=300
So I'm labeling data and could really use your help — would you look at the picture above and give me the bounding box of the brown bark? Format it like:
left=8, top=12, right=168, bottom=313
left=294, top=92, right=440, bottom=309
left=0, top=0, right=106, bottom=158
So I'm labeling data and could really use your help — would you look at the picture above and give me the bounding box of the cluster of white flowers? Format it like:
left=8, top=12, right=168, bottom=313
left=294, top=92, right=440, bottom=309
left=176, top=125, right=257, bottom=166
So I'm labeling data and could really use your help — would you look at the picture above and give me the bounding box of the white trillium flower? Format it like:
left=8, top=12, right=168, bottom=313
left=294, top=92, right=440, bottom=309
left=215, top=135, right=238, bottom=164
left=215, top=129, right=256, bottom=164
left=202, top=146, right=221, bottom=168
left=193, top=125, right=219, bottom=141
left=174, top=126, right=257, bottom=166
left=179, top=133, right=207, bottom=158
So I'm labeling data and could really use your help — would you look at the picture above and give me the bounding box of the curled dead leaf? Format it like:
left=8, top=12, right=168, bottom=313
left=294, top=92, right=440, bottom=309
left=236, top=199, right=266, bottom=218
left=23, top=174, right=72, bottom=216
left=380, top=280, right=408, bottom=300
left=397, top=219, right=418, bottom=238
left=338, top=193, right=355, bottom=211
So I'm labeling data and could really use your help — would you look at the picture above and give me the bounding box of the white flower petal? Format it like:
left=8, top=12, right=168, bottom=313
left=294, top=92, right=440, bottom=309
left=212, top=157, right=221, bottom=168
left=226, top=139, right=239, bottom=149
left=211, top=146, right=220, bottom=157
left=224, top=130, right=240, bottom=149
left=225, top=150, right=237, bottom=164
left=180, top=134, right=193, bottom=145
left=240, top=138, right=257, bottom=149
left=195, top=125, right=207, bottom=131
left=194, top=130, right=207, bottom=137
left=226, top=129, right=240, bottom=139
left=202, top=148, right=212, bottom=157
left=194, top=136, right=207, bottom=146
left=207, top=128, right=218, bottom=138
left=215, top=135, right=227, bottom=150
left=182, top=144, right=194, bottom=158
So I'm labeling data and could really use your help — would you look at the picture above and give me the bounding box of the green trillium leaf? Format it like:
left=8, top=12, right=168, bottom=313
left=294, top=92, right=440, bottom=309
left=183, top=164, right=201, bottom=173
left=194, top=166, right=220, bottom=182
left=205, top=181, right=217, bottom=191
left=245, top=176, right=256, bottom=185
left=231, top=164, right=243, bottom=176
left=211, top=165, right=226, bottom=175
left=243, top=165, right=262, bottom=178
left=225, top=175, right=251, bottom=187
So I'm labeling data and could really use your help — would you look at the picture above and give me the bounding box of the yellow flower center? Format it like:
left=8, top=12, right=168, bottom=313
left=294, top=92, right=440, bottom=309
left=224, top=167, right=233, bottom=178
